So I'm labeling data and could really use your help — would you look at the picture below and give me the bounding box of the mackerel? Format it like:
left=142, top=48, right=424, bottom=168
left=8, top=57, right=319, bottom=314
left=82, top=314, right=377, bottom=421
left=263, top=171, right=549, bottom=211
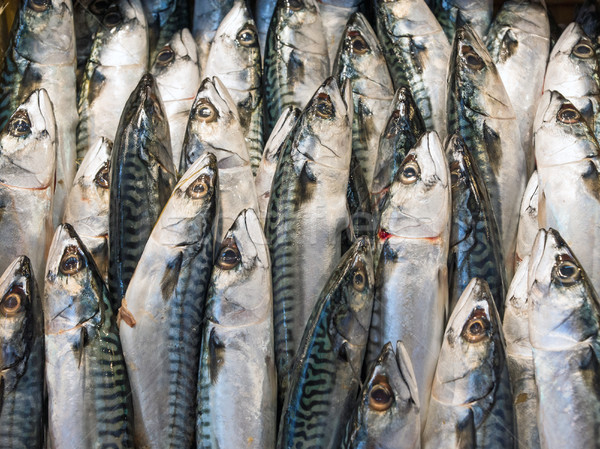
left=120, top=153, right=218, bottom=449
left=515, top=171, right=539, bottom=269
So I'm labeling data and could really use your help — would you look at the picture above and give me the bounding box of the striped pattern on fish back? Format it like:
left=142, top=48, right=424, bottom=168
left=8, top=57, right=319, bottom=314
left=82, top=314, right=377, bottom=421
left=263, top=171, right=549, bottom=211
left=451, top=203, right=506, bottom=316
left=352, top=97, right=371, bottom=184
left=277, top=296, right=338, bottom=449
left=0, top=341, right=44, bottom=449
left=477, top=364, right=515, bottom=448
left=264, top=25, right=290, bottom=138
left=75, top=62, right=96, bottom=163
left=108, top=141, right=170, bottom=308
left=246, top=95, right=264, bottom=175
left=379, top=35, right=434, bottom=132
left=166, top=241, right=213, bottom=448
left=265, top=136, right=303, bottom=405
left=0, top=47, right=23, bottom=130
left=89, top=287, right=133, bottom=447
left=196, top=322, right=214, bottom=448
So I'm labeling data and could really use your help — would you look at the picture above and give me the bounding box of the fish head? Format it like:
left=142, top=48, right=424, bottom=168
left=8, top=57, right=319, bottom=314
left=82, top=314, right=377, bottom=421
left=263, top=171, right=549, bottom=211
left=91, top=0, right=148, bottom=67
left=262, top=107, right=301, bottom=164
left=432, top=278, right=504, bottom=406
left=16, top=0, right=74, bottom=63
left=275, top=0, right=323, bottom=48
left=44, top=224, right=103, bottom=335
left=379, top=131, right=450, bottom=238
left=156, top=152, right=218, bottom=245
left=325, top=237, right=374, bottom=376
left=205, top=1, right=260, bottom=88
left=0, top=89, right=56, bottom=189
left=528, top=228, right=600, bottom=350
left=544, top=22, right=598, bottom=97
left=533, top=90, right=598, bottom=167
left=353, top=341, right=420, bottom=445
left=209, top=209, right=271, bottom=327
left=371, top=86, right=425, bottom=195
left=503, top=255, right=531, bottom=354
left=0, top=256, right=36, bottom=375
left=293, top=77, right=352, bottom=171
left=450, top=25, right=514, bottom=120
left=182, top=77, right=248, bottom=171
left=151, top=28, right=201, bottom=102
left=335, top=13, right=390, bottom=97
left=63, top=137, right=111, bottom=234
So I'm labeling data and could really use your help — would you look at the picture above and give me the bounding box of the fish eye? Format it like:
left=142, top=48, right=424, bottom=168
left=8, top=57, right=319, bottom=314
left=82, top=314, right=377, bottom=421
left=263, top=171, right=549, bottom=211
left=60, top=246, right=85, bottom=276
left=196, top=101, right=218, bottom=123
left=217, top=238, right=241, bottom=270
left=369, top=378, right=393, bottom=411
left=572, top=39, right=595, bottom=59
left=28, top=0, right=50, bottom=12
left=94, top=162, right=110, bottom=189
left=103, top=10, right=122, bottom=28
left=237, top=26, right=258, bottom=47
left=461, top=45, right=484, bottom=70
left=90, top=0, right=110, bottom=15
left=8, top=112, right=31, bottom=137
left=287, top=0, right=303, bottom=11
left=461, top=308, right=490, bottom=343
left=156, top=46, right=175, bottom=65
left=399, top=160, right=420, bottom=185
left=315, top=93, right=334, bottom=119
left=557, top=103, right=581, bottom=124
left=553, top=255, right=581, bottom=285
left=348, top=31, right=369, bottom=55
left=187, top=174, right=211, bottom=199
left=352, top=262, right=367, bottom=292
left=1, top=287, right=24, bottom=316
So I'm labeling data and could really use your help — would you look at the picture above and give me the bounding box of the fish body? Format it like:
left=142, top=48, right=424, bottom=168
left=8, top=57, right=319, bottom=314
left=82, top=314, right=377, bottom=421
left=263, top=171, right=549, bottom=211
left=44, top=224, right=133, bottom=449
left=108, top=73, right=177, bottom=308
left=0, top=256, right=44, bottom=449
left=486, top=0, right=550, bottom=175
left=256, top=0, right=277, bottom=58
left=447, top=25, right=526, bottom=277
left=265, top=78, right=352, bottom=405
left=204, top=0, right=264, bottom=173
left=181, top=76, right=258, bottom=244
left=263, top=0, right=330, bottom=138
left=151, top=28, right=201, bottom=168
left=503, top=256, right=540, bottom=449
left=255, top=106, right=300, bottom=225
left=63, top=137, right=111, bottom=282
left=119, top=153, right=218, bottom=449
left=0, top=89, right=56, bottom=289
left=77, top=0, right=148, bottom=162
left=345, top=153, right=375, bottom=250
left=144, top=0, right=189, bottom=57
left=446, top=134, right=506, bottom=316
left=0, top=0, right=76, bottom=226
left=196, top=208, right=276, bottom=449
left=277, top=237, right=374, bottom=449
left=342, top=341, right=420, bottom=449
left=528, top=228, right=600, bottom=449
left=334, top=12, right=394, bottom=190
left=534, top=90, right=600, bottom=299
left=368, top=131, right=450, bottom=424
left=375, top=0, right=450, bottom=141
left=430, top=0, right=492, bottom=43
left=515, top=171, right=539, bottom=269
left=423, top=278, right=515, bottom=449
left=320, top=0, right=363, bottom=63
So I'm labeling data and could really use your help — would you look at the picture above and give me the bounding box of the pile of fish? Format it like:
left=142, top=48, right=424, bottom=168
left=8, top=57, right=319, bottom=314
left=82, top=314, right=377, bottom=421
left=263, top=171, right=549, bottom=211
left=1, top=0, right=600, bottom=448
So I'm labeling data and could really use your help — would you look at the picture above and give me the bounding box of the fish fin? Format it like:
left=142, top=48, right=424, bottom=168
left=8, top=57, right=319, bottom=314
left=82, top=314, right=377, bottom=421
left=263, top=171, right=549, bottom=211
left=209, top=328, right=225, bottom=385
left=482, top=122, right=503, bottom=176
left=77, top=327, right=88, bottom=369
left=457, top=408, right=477, bottom=449
left=160, top=252, right=183, bottom=301
left=499, top=30, right=519, bottom=63
left=117, top=298, right=137, bottom=328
